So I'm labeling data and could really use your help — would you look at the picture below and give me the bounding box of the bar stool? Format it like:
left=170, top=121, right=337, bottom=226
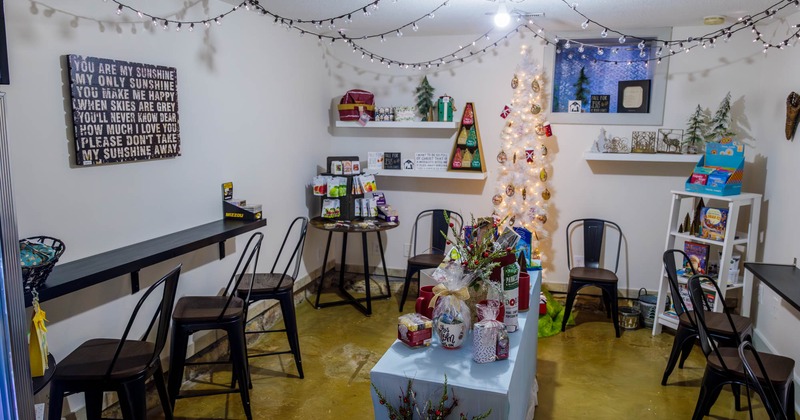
left=168, top=232, right=263, bottom=420
left=237, top=216, right=308, bottom=379
left=48, top=265, right=182, bottom=420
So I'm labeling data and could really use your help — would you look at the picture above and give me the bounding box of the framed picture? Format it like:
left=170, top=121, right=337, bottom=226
left=631, top=131, right=657, bottom=153
left=545, top=27, right=672, bottom=126
left=0, top=0, right=9, bottom=84
left=617, top=80, right=651, bottom=113
left=657, top=129, right=684, bottom=153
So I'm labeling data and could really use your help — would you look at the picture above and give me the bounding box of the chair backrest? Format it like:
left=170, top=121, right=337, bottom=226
left=107, top=264, right=182, bottom=377
left=663, top=249, right=695, bottom=318
left=686, top=274, right=740, bottom=366
left=268, top=216, right=309, bottom=290
left=221, top=232, right=264, bottom=316
left=566, top=218, right=622, bottom=272
left=737, top=341, right=790, bottom=420
left=410, top=209, right=463, bottom=257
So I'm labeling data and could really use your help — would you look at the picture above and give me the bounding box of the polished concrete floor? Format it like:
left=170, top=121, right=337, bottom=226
left=159, top=279, right=790, bottom=420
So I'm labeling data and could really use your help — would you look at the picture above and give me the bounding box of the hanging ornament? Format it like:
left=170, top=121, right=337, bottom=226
left=532, top=79, right=541, bottom=92
left=535, top=123, right=545, bottom=136
left=492, top=194, right=503, bottom=205
left=542, top=188, right=551, bottom=200
left=496, top=150, right=507, bottom=164
left=530, top=104, right=542, bottom=115
left=537, top=214, right=548, bottom=224
left=506, top=121, right=514, bottom=128
left=511, top=74, right=519, bottom=89
left=512, top=152, right=517, bottom=163
left=506, top=184, right=515, bottom=197
left=525, top=149, right=534, bottom=163
left=541, top=145, right=548, bottom=156
left=539, top=168, right=548, bottom=181
left=522, top=188, right=527, bottom=200
left=508, top=215, right=516, bottom=226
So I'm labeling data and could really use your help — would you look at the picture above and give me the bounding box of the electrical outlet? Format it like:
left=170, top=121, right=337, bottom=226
left=404, top=243, right=411, bottom=257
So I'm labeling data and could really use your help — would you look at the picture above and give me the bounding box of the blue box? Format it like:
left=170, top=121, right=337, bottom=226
left=685, top=142, right=744, bottom=196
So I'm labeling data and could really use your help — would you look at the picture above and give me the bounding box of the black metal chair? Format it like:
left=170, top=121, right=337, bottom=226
left=661, top=249, right=752, bottom=385
left=237, top=216, right=308, bottom=380
left=48, top=265, right=182, bottom=420
left=738, top=341, right=793, bottom=420
left=399, top=209, right=462, bottom=312
left=687, top=275, right=795, bottom=420
left=561, top=218, right=622, bottom=337
left=168, top=233, right=263, bottom=420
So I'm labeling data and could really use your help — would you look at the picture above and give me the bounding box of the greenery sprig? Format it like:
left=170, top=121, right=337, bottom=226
left=372, top=375, right=491, bottom=420
left=442, top=213, right=510, bottom=285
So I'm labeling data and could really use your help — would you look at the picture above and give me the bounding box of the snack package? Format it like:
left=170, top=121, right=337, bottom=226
left=473, top=300, right=505, bottom=363
left=312, top=175, right=328, bottom=196
left=398, top=313, right=433, bottom=348
left=502, top=262, right=520, bottom=332
left=360, top=174, right=377, bottom=193
left=327, top=177, right=340, bottom=198
left=322, top=199, right=341, bottom=218
left=330, top=160, right=343, bottom=174
left=430, top=262, right=478, bottom=349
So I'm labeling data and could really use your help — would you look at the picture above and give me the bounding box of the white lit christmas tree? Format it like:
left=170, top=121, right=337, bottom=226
left=492, top=46, right=553, bottom=266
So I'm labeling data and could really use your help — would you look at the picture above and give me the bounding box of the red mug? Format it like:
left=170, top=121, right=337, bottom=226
left=476, top=299, right=505, bottom=323
left=518, top=272, right=531, bottom=312
left=415, top=285, right=436, bottom=319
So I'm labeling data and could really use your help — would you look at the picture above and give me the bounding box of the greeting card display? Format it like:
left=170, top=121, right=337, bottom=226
left=448, top=102, right=486, bottom=172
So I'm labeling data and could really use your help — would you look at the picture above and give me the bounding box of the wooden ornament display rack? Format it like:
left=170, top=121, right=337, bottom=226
left=448, top=102, right=486, bottom=173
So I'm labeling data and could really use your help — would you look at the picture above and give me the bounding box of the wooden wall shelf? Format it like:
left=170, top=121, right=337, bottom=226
left=24, top=218, right=266, bottom=306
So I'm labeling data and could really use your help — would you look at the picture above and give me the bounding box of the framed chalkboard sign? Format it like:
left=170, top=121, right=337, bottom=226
left=67, top=55, right=181, bottom=165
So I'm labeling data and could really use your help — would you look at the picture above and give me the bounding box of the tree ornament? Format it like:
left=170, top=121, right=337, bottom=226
left=511, top=74, right=519, bottom=89
left=535, top=123, right=545, bottom=136
left=531, top=104, right=542, bottom=115
left=505, top=184, right=515, bottom=197
left=492, top=194, right=503, bottom=205
left=509, top=215, right=516, bottom=226
left=415, top=76, right=435, bottom=121
left=522, top=188, right=527, bottom=200
left=512, top=152, right=517, bottom=163
left=497, top=150, right=508, bottom=163
left=540, top=145, right=548, bottom=156
left=542, top=188, right=551, bottom=200
left=537, top=214, right=548, bottom=224
left=539, top=168, right=548, bottom=181
left=531, top=79, right=541, bottom=92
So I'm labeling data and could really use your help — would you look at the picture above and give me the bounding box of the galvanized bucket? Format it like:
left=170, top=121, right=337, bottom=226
left=618, top=306, right=641, bottom=330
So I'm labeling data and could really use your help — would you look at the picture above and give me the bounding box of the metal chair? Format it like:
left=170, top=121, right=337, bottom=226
left=48, top=265, right=182, bottom=420
left=399, top=209, right=462, bottom=312
left=687, top=275, right=795, bottom=420
left=168, top=233, right=263, bottom=420
left=660, top=249, right=752, bottom=385
left=738, top=341, right=793, bottom=420
left=237, top=216, right=308, bottom=379
left=561, top=218, right=622, bottom=337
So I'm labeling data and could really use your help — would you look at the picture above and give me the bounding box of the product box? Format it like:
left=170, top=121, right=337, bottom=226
left=398, top=313, right=433, bottom=348
left=337, top=89, right=375, bottom=121
left=700, top=207, right=729, bottom=241
left=437, top=95, right=454, bottom=122
left=222, top=182, right=262, bottom=221
left=685, top=141, right=744, bottom=196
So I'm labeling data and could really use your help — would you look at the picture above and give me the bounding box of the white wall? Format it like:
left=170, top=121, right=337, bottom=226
left=4, top=0, right=330, bottom=373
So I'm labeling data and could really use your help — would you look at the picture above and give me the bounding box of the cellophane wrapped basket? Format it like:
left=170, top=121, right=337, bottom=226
left=20, top=236, right=65, bottom=292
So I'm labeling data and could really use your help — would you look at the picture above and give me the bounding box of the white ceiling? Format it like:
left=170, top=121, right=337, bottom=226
left=255, top=0, right=784, bottom=37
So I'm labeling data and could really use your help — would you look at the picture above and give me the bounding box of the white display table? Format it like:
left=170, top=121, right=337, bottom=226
left=370, top=271, right=541, bottom=420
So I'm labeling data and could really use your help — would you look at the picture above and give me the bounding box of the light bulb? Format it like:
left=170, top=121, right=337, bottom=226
left=494, top=3, right=511, bottom=28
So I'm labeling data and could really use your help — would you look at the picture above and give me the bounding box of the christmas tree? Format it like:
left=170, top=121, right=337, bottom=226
left=493, top=46, right=553, bottom=267
left=415, top=76, right=435, bottom=121
left=685, top=104, right=707, bottom=153
left=706, top=92, right=734, bottom=142
left=573, top=67, right=590, bottom=108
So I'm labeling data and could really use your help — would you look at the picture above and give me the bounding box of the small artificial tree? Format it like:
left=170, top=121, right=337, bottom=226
left=685, top=104, right=707, bottom=153
left=706, top=92, right=734, bottom=142
left=415, top=76, right=435, bottom=121
left=573, top=67, right=590, bottom=107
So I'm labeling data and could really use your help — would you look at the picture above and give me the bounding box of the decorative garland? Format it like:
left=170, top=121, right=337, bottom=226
left=98, top=0, right=800, bottom=69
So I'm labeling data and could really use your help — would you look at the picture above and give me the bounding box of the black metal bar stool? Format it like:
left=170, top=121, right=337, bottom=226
left=237, top=216, right=308, bottom=380
left=167, top=232, right=263, bottom=420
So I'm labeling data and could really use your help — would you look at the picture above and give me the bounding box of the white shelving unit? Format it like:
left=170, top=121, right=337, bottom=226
left=372, top=169, right=487, bottom=180
left=334, top=121, right=458, bottom=129
left=652, top=190, right=762, bottom=335
left=583, top=151, right=700, bottom=163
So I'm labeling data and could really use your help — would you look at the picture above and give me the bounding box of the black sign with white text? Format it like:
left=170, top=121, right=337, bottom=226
left=68, top=55, right=181, bottom=166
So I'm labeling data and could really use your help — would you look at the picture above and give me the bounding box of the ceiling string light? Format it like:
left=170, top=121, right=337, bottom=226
left=103, top=0, right=800, bottom=70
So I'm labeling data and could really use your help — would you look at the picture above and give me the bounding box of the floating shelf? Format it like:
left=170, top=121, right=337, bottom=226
left=334, top=121, right=458, bottom=129
left=583, top=152, right=700, bottom=162
left=373, top=170, right=487, bottom=180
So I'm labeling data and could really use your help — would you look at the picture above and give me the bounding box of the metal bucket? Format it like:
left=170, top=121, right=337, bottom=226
left=638, top=288, right=659, bottom=328
left=618, top=306, right=641, bottom=330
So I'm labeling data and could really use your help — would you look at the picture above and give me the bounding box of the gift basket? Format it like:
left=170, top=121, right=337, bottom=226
left=19, top=236, right=65, bottom=291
